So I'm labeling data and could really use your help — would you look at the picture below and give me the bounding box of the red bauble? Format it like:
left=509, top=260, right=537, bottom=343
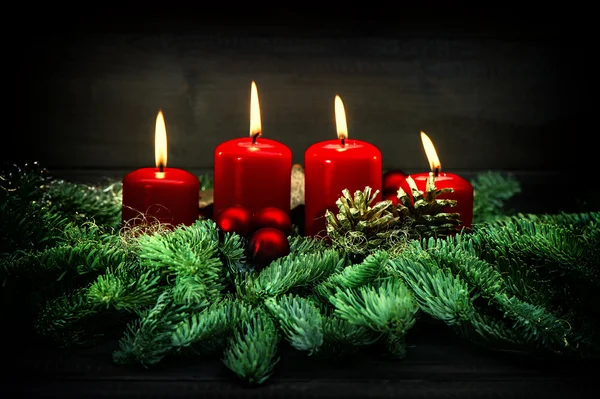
left=383, top=169, right=411, bottom=196
left=214, top=205, right=253, bottom=235
left=248, top=227, right=290, bottom=268
left=383, top=191, right=398, bottom=206
left=253, top=206, right=293, bottom=236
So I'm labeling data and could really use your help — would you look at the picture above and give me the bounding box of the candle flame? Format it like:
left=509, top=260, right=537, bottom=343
left=155, top=110, right=167, bottom=169
left=334, top=95, right=348, bottom=140
left=250, top=81, right=262, bottom=138
left=420, top=131, right=441, bottom=172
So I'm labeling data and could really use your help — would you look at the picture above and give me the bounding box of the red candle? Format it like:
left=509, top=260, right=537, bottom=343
left=213, top=81, right=292, bottom=218
left=122, top=110, right=199, bottom=228
left=304, top=95, right=382, bottom=237
left=410, top=131, right=473, bottom=229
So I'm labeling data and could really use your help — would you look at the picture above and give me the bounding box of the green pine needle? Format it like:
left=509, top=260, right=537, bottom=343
left=264, top=294, right=324, bottom=354
left=252, top=250, right=343, bottom=298
left=329, top=277, right=419, bottom=335
left=222, top=307, right=280, bottom=385
left=3, top=164, right=600, bottom=386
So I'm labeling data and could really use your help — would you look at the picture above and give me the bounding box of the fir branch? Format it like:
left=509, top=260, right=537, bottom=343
left=222, top=307, right=280, bottom=385
left=383, top=332, right=408, bottom=359
left=387, top=244, right=475, bottom=325
left=455, top=311, right=523, bottom=349
left=322, top=315, right=381, bottom=347
left=471, top=171, right=521, bottom=223
left=474, top=217, right=600, bottom=303
left=2, top=233, right=127, bottom=280
left=218, top=230, right=247, bottom=278
left=477, top=218, right=586, bottom=270
left=137, top=220, right=225, bottom=301
left=45, top=179, right=122, bottom=230
left=251, top=250, right=343, bottom=298
left=524, top=211, right=600, bottom=230
left=315, top=250, right=389, bottom=299
left=491, top=253, right=551, bottom=307
left=264, top=294, right=324, bottom=354
left=329, top=278, right=418, bottom=335
left=0, top=162, right=49, bottom=203
left=87, top=261, right=162, bottom=312
left=171, top=298, right=238, bottom=354
left=315, top=315, right=380, bottom=359
left=288, top=235, right=330, bottom=255
left=418, top=236, right=506, bottom=300
left=35, top=287, right=101, bottom=347
left=0, top=199, right=71, bottom=254
left=113, top=291, right=201, bottom=367
left=493, top=293, right=572, bottom=353
left=171, top=275, right=214, bottom=306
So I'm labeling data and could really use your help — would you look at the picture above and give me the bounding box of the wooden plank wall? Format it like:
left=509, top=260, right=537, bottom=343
left=9, top=9, right=594, bottom=212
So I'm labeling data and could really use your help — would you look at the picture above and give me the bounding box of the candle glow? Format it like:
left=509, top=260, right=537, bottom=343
left=420, top=131, right=441, bottom=173
left=250, top=81, right=262, bottom=139
left=334, top=95, right=348, bottom=141
left=155, top=110, right=167, bottom=170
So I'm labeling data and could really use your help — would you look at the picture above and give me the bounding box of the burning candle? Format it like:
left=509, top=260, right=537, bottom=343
left=213, top=81, right=292, bottom=218
left=410, top=131, right=474, bottom=229
left=122, top=110, right=200, bottom=228
left=304, top=95, right=382, bottom=237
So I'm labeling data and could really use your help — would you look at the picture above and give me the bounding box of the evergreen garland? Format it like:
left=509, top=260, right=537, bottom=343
left=1, top=162, right=599, bottom=386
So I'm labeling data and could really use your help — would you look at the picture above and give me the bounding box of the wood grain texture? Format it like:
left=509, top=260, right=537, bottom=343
left=8, top=323, right=598, bottom=399
left=10, top=19, right=591, bottom=178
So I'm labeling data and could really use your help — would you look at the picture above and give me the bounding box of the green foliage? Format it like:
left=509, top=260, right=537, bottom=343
left=222, top=307, right=280, bottom=385
left=387, top=212, right=600, bottom=356
left=171, top=298, right=239, bottom=353
left=319, top=315, right=380, bottom=358
left=328, top=278, right=419, bottom=335
left=113, top=291, right=188, bottom=367
left=87, top=261, right=162, bottom=311
left=249, top=250, right=343, bottom=298
left=34, top=287, right=101, bottom=347
left=0, top=163, right=71, bottom=254
left=471, top=171, right=521, bottom=223
left=2, top=225, right=126, bottom=280
left=388, top=247, right=475, bottom=325
left=45, top=179, right=122, bottom=230
left=2, top=164, right=600, bottom=386
left=264, top=294, right=324, bottom=354
left=137, top=220, right=226, bottom=302
left=315, top=250, right=388, bottom=299
left=198, top=173, right=214, bottom=191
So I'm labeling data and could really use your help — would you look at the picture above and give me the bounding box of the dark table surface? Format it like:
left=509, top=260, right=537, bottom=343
left=3, top=321, right=598, bottom=399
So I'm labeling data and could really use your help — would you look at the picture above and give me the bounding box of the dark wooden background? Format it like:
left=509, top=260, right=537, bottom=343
left=8, top=6, right=595, bottom=213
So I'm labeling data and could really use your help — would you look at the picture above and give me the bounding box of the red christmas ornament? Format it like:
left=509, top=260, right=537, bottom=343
left=253, top=206, right=293, bottom=236
left=214, top=205, right=253, bottom=235
left=383, top=191, right=399, bottom=206
left=383, top=169, right=411, bottom=196
left=248, top=227, right=290, bottom=268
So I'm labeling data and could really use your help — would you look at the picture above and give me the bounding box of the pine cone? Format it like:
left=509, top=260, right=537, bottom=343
left=400, top=173, right=461, bottom=238
left=325, top=174, right=460, bottom=258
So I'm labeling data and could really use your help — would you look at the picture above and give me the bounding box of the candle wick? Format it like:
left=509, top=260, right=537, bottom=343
left=252, top=132, right=260, bottom=145
left=159, top=164, right=164, bottom=173
left=434, top=167, right=440, bottom=178
left=341, top=138, right=345, bottom=147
